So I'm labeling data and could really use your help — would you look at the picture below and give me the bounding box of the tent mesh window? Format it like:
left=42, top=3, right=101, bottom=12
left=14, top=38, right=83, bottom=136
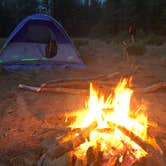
left=26, top=25, right=52, bottom=43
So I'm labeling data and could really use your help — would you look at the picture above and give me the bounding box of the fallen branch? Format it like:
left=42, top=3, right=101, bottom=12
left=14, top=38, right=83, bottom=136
left=40, top=80, right=117, bottom=89
left=148, top=127, right=166, bottom=140
left=96, top=72, right=120, bottom=81
left=134, top=82, right=166, bottom=93
left=108, top=122, right=166, bottom=166
left=19, top=84, right=88, bottom=95
left=37, top=121, right=97, bottom=166
left=40, top=72, right=119, bottom=89
left=19, top=84, right=39, bottom=92
left=155, top=138, right=166, bottom=155
left=19, top=80, right=166, bottom=95
left=43, top=72, right=119, bottom=85
left=41, top=80, right=91, bottom=89
left=18, top=83, right=111, bottom=95
left=39, top=87, right=88, bottom=95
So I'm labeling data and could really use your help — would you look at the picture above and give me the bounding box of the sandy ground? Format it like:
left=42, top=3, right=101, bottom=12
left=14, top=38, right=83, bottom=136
left=0, top=39, right=166, bottom=165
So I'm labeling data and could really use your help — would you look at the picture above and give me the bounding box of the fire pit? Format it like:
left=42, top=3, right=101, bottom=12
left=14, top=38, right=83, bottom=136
left=38, top=78, right=166, bottom=166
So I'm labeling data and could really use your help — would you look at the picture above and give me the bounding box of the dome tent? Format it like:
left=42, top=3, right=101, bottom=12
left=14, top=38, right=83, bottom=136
left=0, top=14, right=85, bottom=69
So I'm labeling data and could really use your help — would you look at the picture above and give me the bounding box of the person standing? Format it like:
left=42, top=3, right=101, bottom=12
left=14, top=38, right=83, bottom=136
left=128, top=24, right=136, bottom=44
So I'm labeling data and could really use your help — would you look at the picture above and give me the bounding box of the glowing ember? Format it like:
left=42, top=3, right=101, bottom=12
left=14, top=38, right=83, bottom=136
left=70, top=78, right=148, bottom=163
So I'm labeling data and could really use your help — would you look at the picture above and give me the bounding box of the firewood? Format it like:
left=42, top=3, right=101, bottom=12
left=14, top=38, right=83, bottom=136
left=148, top=128, right=166, bottom=140
left=119, top=148, right=138, bottom=166
left=37, top=121, right=97, bottom=166
left=102, top=155, right=119, bottom=166
left=38, top=87, right=88, bottom=95
left=19, top=80, right=166, bottom=95
left=43, top=72, right=119, bottom=85
left=69, top=153, right=77, bottom=166
left=96, top=128, right=113, bottom=133
left=40, top=72, right=119, bottom=90
left=41, top=80, right=91, bottom=89
left=41, top=80, right=116, bottom=90
left=19, top=84, right=88, bottom=95
left=155, top=138, right=166, bottom=155
left=86, top=145, right=103, bottom=166
left=134, top=82, right=166, bottom=94
left=19, top=83, right=111, bottom=95
left=86, top=146, right=96, bottom=166
left=19, top=84, right=39, bottom=92
left=107, top=121, right=166, bottom=166
left=58, top=128, right=82, bottom=144
left=97, top=72, right=120, bottom=81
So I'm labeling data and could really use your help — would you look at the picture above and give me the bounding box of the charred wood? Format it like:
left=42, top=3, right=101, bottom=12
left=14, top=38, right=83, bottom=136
left=57, top=128, right=81, bottom=144
left=108, top=122, right=166, bottom=166
left=38, top=121, right=97, bottom=166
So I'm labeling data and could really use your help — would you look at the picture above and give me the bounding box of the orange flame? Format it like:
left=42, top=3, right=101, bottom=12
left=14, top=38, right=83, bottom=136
left=70, top=78, right=148, bottom=160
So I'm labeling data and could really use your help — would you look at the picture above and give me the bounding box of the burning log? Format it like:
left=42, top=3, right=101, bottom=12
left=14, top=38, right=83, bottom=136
left=108, top=122, right=166, bottom=166
left=86, top=145, right=103, bottom=166
left=38, top=121, right=97, bottom=165
left=57, top=128, right=81, bottom=144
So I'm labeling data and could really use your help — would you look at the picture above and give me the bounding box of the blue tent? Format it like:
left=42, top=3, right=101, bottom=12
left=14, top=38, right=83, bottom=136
left=0, top=14, right=85, bottom=69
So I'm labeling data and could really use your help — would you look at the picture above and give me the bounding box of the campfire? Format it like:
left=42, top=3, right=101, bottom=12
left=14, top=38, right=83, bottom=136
left=68, top=78, right=147, bottom=165
left=38, top=77, right=166, bottom=166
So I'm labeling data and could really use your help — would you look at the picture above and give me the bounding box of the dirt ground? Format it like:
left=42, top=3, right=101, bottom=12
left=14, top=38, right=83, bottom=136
left=0, top=39, right=166, bottom=166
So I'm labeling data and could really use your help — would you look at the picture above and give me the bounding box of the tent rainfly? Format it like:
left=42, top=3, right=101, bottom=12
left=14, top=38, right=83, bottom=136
left=0, top=14, right=85, bottom=69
